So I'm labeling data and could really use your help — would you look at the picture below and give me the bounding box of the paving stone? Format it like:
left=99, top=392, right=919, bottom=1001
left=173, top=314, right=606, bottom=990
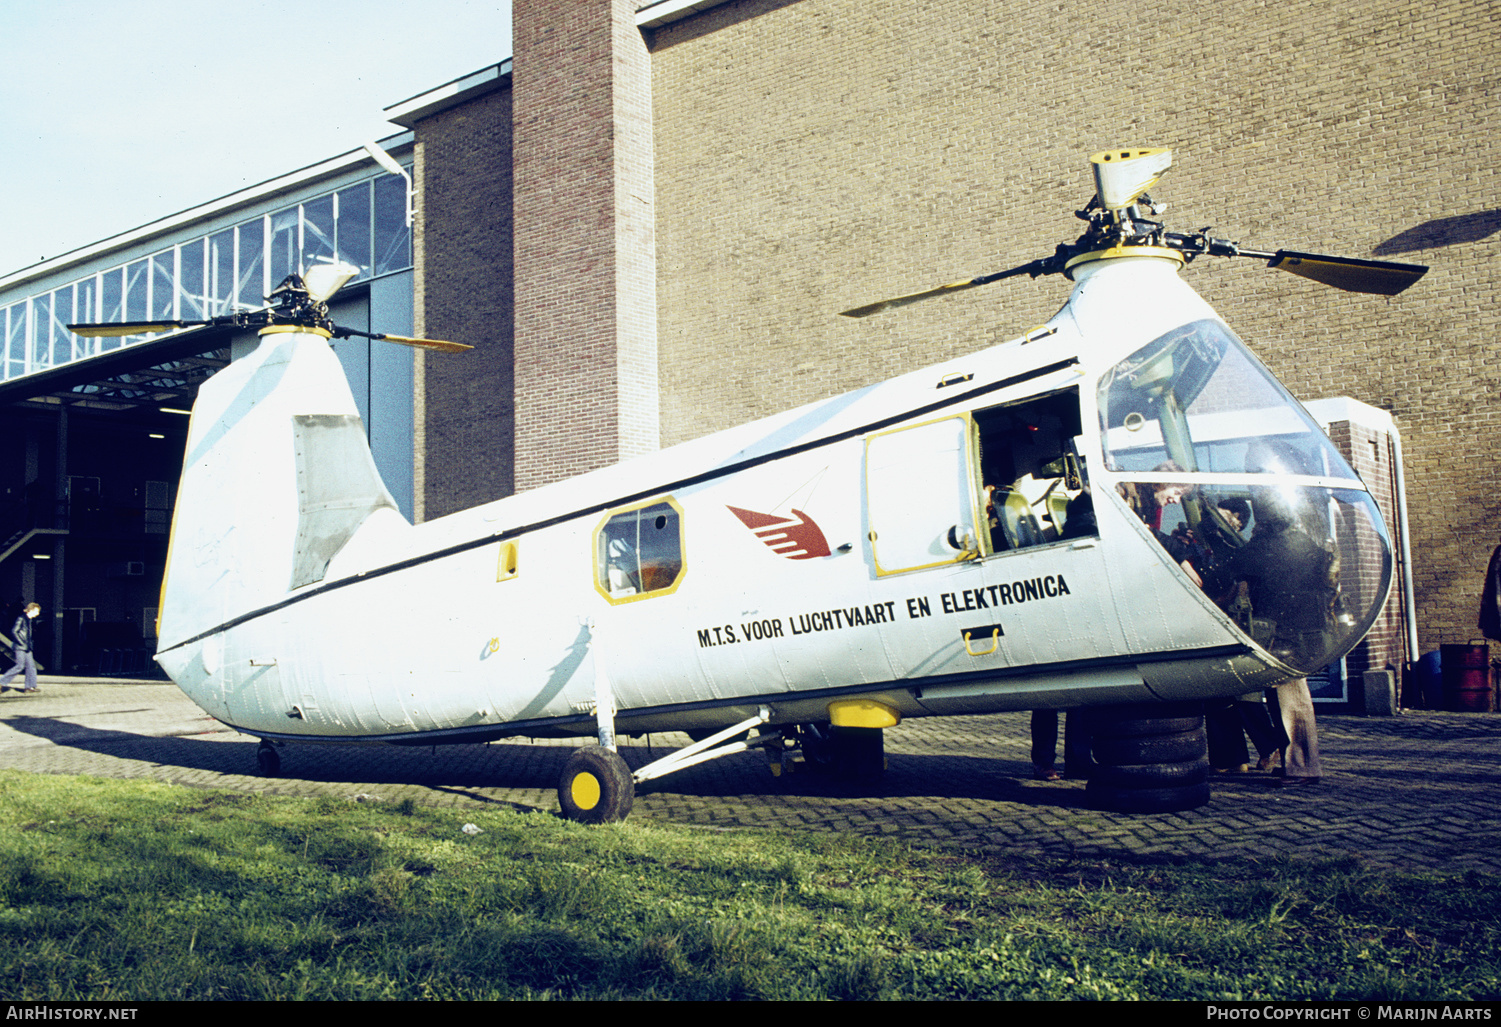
left=2, top=678, right=1499, bottom=872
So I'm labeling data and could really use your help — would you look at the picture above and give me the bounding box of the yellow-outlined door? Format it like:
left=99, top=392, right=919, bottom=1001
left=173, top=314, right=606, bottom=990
left=865, top=414, right=981, bottom=576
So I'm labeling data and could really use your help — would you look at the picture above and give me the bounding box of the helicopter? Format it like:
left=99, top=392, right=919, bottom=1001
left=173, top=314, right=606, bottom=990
left=71, top=147, right=1425, bottom=821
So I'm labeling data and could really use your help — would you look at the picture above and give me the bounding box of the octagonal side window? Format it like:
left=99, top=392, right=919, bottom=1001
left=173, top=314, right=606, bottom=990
left=594, top=498, right=685, bottom=604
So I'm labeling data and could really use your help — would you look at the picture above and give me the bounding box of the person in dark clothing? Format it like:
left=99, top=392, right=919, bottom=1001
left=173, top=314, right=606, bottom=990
left=0, top=602, right=41, bottom=694
left=1031, top=709, right=1093, bottom=781
left=1480, top=543, right=1501, bottom=642
left=1204, top=487, right=1330, bottom=784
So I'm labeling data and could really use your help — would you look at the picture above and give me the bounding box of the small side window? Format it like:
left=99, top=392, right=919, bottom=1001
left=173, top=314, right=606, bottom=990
left=594, top=499, right=685, bottom=603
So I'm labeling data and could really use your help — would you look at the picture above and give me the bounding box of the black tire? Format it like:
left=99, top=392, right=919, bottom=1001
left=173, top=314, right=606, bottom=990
left=1102, top=715, right=1205, bottom=738
left=830, top=726, right=885, bottom=781
left=1086, top=703, right=1211, bottom=813
left=558, top=748, right=635, bottom=824
left=1089, top=756, right=1210, bottom=790
left=1099, top=700, right=1204, bottom=738
left=1092, top=727, right=1208, bottom=766
left=1087, top=780, right=1211, bottom=814
left=256, top=742, right=281, bottom=777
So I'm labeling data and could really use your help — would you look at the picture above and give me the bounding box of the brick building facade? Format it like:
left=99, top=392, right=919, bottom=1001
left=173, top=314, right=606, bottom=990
left=402, top=0, right=1499, bottom=671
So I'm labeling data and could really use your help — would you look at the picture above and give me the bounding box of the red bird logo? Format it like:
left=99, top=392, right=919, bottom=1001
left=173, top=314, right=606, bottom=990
left=726, top=505, right=832, bottom=560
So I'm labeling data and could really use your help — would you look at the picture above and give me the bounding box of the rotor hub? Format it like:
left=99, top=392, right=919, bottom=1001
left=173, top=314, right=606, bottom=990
left=1063, top=244, right=1186, bottom=279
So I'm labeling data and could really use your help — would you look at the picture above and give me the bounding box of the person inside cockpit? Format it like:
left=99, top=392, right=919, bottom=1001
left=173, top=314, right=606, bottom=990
left=1121, top=461, right=1207, bottom=584
left=1164, top=496, right=1253, bottom=599
left=1202, top=473, right=1332, bottom=785
left=976, top=392, right=1095, bottom=553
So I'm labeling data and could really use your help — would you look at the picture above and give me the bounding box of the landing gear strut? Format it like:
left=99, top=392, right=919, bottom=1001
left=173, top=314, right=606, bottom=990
left=790, top=722, right=886, bottom=780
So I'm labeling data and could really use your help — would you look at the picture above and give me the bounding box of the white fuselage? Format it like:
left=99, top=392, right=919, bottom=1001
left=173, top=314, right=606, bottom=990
left=154, top=257, right=1380, bottom=744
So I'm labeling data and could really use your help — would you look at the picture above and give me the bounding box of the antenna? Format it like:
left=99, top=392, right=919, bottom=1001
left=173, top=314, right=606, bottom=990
left=362, top=140, right=414, bottom=227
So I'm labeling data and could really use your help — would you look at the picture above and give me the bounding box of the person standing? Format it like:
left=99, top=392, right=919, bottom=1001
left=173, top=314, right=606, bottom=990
left=1268, top=677, right=1321, bottom=784
left=1479, top=542, right=1501, bottom=642
left=0, top=602, right=41, bottom=694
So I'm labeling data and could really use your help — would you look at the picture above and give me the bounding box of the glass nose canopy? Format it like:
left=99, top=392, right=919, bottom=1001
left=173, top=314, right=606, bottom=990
left=1098, top=319, right=1393, bottom=675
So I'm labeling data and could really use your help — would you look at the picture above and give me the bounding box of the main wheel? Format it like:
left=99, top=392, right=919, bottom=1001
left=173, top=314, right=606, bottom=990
left=558, top=747, right=635, bottom=824
left=256, top=741, right=281, bottom=777
left=831, top=726, right=885, bottom=781
left=789, top=723, right=885, bottom=781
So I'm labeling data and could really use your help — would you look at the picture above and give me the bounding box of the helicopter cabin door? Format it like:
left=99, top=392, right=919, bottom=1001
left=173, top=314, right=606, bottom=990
left=865, top=414, right=981, bottom=576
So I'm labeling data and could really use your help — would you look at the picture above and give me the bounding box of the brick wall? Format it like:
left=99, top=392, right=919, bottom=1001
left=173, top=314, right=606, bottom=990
left=648, top=0, right=1501, bottom=654
left=414, top=85, right=516, bottom=520
left=511, top=0, right=659, bottom=493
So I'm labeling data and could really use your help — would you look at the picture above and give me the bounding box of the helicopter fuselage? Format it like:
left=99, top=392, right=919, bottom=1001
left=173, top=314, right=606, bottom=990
left=153, top=254, right=1392, bottom=750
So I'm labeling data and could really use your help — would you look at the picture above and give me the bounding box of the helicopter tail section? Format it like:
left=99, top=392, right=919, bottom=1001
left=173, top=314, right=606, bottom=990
left=155, top=329, right=400, bottom=655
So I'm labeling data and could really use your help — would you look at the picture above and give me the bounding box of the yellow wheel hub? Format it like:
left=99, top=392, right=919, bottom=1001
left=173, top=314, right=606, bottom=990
left=571, top=771, right=601, bottom=811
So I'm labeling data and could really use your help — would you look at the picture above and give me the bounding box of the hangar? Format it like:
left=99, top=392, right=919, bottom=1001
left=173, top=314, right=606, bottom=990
left=2, top=0, right=1495, bottom=697
left=0, top=140, right=420, bottom=672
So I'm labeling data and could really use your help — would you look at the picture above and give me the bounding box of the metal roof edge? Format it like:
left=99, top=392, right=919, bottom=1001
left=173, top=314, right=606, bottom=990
left=383, top=61, right=512, bottom=128
left=635, top=0, right=734, bottom=28
left=1306, top=396, right=1398, bottom=435
left=0, top=131, right=415, bottom=291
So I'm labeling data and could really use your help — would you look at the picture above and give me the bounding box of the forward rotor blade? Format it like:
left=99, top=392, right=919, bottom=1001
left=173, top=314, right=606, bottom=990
left=1259, top=250, right=1428, bottom=295
left=839, top=259, right=1055, bottom=318
left=68, top=319, right=207, bottom=337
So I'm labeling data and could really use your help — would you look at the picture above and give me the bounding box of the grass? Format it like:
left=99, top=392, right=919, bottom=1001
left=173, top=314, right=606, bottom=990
left=0, top=769, right=1497, bottom=1000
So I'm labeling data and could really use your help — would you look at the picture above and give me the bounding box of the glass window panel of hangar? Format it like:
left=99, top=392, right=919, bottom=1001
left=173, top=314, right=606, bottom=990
left=4, top=303, right=25, bottom=378
left=151, top=251, right=174, bottom=322
left=28, top=294, right=49, bottom=371
left=100, top=268, right=124, bottom=353
left=268, top=206, right=300, bottom=288
left=49, top=285, right=73, bottom=366
left=0, top=167, right=410, bottom=382
left=209, top=229, right=235, bottom=317
left=178, top=238, right=205, bottom=321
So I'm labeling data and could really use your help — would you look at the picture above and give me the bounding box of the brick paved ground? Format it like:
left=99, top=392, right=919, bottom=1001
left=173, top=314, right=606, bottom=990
left=2, top=677, right=1497, bottom=873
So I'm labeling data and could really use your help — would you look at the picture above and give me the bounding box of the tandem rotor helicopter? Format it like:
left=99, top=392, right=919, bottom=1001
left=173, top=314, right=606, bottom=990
left=72, top=147, right=1426, bottom=820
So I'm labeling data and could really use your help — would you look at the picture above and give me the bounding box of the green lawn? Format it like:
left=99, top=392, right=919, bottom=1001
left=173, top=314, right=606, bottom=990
left=0, top=769, right=1495, bottom=1000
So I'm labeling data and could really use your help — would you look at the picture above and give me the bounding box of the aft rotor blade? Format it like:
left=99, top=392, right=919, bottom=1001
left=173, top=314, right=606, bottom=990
left=368, top=332, right=473, bottom=353
left=68, top=319, right=207, bottom=337
left=839, top=258, right=1056, bottom=318
left=1254, top=250, right=1428, bottom=295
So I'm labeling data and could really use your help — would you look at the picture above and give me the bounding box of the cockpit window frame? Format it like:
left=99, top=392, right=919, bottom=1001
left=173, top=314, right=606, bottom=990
left=1096, top=320, right=1394, bottom=677
left=972, top=387, right=1098, bottom=557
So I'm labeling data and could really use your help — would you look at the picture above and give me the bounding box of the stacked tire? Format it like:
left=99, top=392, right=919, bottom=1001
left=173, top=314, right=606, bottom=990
left=1084, top=702, right=1210, bottom=813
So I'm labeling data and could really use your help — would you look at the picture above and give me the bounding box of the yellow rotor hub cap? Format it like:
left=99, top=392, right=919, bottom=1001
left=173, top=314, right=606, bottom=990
left=1063, top=244, right=1185, bottom=279
left=571, top=771, right=602, bottom=811
left=257, top=324, right=333, bottom=338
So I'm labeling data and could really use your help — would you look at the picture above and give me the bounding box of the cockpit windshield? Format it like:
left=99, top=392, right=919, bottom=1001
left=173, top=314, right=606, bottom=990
left=1098, top=319, right=1359, bottom=478
left=1099, top=319, right=1393, bottom=675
